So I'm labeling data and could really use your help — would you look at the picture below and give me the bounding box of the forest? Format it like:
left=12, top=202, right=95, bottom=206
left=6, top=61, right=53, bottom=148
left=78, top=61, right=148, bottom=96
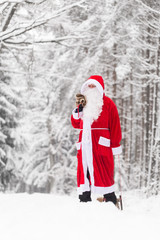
left=0, top=0, right=160, bottom=196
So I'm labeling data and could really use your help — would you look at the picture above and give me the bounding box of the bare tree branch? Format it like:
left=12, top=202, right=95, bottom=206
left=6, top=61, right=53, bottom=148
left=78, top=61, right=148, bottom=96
left=1, top=3, right=18, bottom=31
left=1, top=0, right=85, bottom=41
left=0, top=66, right=49, bottom=75
left=4, top=35, right=85, bottom=44
left=135, top=0, right=160, bottom=15
left=0, top=0, right=45, bottom=4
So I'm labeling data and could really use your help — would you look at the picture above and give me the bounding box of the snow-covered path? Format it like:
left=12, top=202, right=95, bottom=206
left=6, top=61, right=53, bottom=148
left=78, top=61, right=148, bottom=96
left=0, top=191, right=159, bottom=240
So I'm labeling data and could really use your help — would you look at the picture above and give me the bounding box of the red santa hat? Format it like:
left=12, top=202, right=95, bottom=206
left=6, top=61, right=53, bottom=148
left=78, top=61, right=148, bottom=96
left=81, top=75, right=104, bottom=97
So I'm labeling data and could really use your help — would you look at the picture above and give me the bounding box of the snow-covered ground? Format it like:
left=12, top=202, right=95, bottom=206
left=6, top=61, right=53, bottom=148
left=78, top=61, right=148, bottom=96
left=0, top=191, right=159, bottom=240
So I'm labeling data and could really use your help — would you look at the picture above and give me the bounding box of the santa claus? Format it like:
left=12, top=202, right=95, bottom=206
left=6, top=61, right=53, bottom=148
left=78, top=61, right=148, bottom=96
left=71, top=75, right=122, bottom=205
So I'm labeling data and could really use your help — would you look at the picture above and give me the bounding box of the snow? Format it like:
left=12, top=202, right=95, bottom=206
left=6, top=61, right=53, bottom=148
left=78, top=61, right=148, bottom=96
left=0, top=191, right=159, bottom=240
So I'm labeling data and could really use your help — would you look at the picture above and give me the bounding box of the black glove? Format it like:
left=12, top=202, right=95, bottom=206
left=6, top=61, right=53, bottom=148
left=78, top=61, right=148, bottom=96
left=75, top=104, right=83, bottom=113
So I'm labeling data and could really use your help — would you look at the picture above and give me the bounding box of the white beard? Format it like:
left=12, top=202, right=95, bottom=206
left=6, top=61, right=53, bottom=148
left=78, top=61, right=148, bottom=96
left=83, top=87, right=103, bottom=124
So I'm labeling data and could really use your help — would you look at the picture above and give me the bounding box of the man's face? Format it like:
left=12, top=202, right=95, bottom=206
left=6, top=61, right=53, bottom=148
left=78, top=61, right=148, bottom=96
left=88, top=84, right=96, bottom=88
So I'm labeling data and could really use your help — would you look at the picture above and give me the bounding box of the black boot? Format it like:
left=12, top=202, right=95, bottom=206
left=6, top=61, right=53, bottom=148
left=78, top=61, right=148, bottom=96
left=103, top=192, right=117, bottom=205
left=79, top=191, right=92, bottom=202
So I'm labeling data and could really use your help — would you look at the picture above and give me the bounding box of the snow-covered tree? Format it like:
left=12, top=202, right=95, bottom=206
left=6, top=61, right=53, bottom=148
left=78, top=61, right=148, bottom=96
left=0, top=70, right=22, bottom=191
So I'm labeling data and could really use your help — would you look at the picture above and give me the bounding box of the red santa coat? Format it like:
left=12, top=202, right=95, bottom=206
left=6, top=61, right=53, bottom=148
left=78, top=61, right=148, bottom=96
left=71, top=76, right=122, bottom=195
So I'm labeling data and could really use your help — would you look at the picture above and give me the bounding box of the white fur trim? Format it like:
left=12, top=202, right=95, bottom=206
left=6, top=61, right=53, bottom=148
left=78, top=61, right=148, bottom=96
left=77, top=184, right=115, bottom=195
left=77, top=184, right=91, bottom=194
left=112, top=146, right=122, bottom=155
left=76, top=142, right=81, bottom=150
left=91, top=184, right=115, bottom=194
left=72, top=108, right=83, bottom=119
left=98, top=136, right=110, bottom=147
left=82, top=118, right=95, bottom=188
left=78, top=129, right=91, bottom=195
left=81, top=79, right=104, bottom=97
